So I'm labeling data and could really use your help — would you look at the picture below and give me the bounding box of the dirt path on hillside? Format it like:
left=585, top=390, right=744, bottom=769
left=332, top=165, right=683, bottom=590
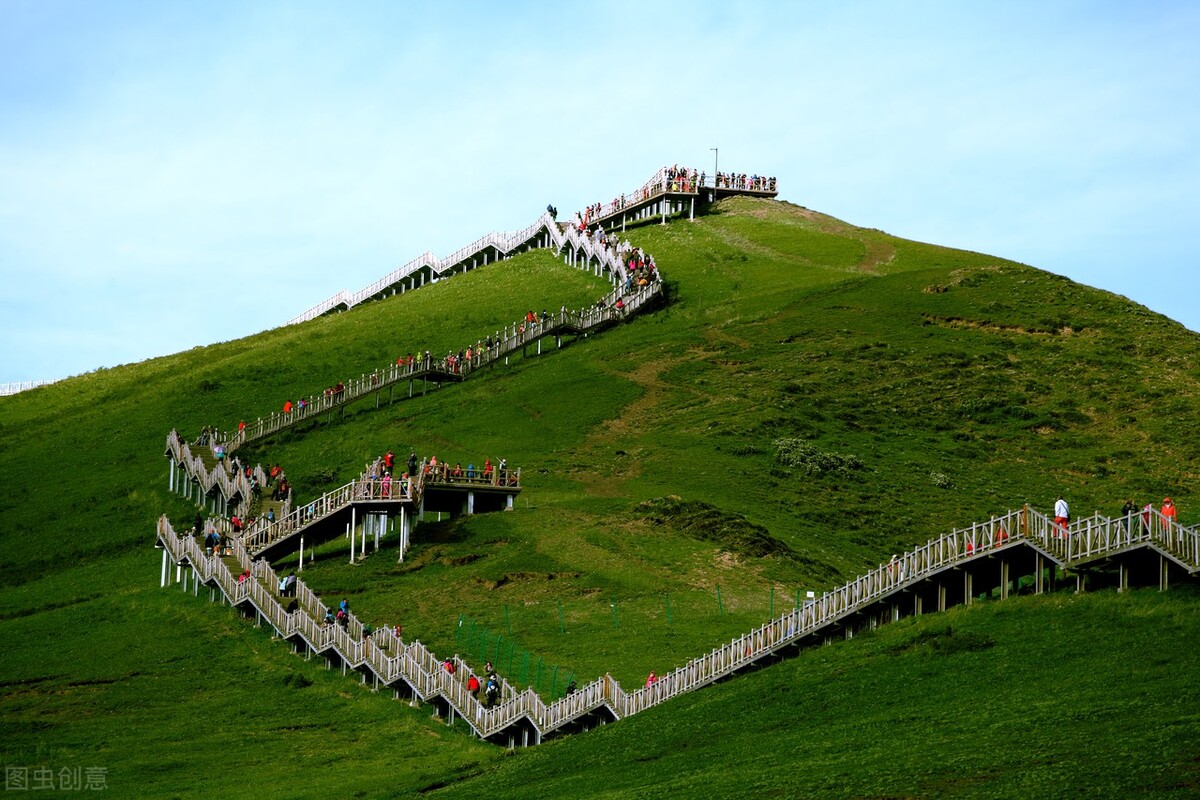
left=570, top=358, right=672, bottom=496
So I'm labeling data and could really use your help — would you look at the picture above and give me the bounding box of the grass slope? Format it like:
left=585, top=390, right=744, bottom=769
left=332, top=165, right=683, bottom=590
left=2, top=198, right=1198, bottom=798
left=430, top=590, right=1200, bottom=800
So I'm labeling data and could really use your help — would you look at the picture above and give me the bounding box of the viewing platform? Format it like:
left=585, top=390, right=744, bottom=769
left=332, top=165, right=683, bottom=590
left=579, top=167, right=779, bottom=232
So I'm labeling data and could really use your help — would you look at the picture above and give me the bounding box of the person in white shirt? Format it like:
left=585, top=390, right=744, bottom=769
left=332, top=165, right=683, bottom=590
left=1054, top=496, right=1070, bottom=537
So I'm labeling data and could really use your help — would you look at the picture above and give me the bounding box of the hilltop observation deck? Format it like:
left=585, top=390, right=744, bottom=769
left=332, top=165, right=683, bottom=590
left=577, top=167, right=778, bottom=232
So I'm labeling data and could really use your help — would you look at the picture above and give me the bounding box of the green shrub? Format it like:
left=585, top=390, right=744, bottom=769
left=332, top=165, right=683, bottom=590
left=773, top=438, right=864, bottom=476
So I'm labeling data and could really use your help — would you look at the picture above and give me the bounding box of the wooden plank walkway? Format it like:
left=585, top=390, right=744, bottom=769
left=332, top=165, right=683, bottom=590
left=157, top=164, right=1200, bottom=749
left=157, top=505, right=1200, bottom=747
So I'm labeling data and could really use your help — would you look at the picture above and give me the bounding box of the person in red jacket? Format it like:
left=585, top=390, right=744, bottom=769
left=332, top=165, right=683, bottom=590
left=1162, top=497, right=1178, bottom=526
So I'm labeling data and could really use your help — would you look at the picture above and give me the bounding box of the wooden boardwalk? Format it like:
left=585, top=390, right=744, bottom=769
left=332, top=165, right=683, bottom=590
left=151, top=165, right=1200, bottom=749
left=165, top=275, right=661, bottom=560
left=283, top=165, right=720, bottom=326
left=157, top=505, right=1200, bottom=747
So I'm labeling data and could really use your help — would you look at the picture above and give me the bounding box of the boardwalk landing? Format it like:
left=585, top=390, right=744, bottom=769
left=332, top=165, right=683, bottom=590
left=156, top=506, right=1200, bottom=748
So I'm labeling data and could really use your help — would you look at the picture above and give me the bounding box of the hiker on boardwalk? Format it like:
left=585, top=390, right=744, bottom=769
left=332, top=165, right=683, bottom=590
left=1162, top=497, right=1178, bottom=526
left=1054, top=496, right=1070, bottom=536
left=467, top=674, right=480, bottom=699
left=645, top=672, right=657, bottom=688
left=1121, top=499, right=1136, bottom=534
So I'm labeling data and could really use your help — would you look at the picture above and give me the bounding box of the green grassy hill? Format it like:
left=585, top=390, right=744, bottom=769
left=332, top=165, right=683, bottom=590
left=2, top=197, right=1197, bottom=798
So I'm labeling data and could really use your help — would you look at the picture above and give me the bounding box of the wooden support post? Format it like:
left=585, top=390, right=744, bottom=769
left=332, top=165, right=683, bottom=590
left=1075, top=572, right=1084, bottom=593
left=160, top=549, right=169, bottom=588
left=963, top=572, right=973, bottom=607
left=1118, top=561, right=1127, bottom=594
left=938, top=583, right=946, bottom=612
left=398, top=507, right=407, bottom=562
left=1035, top=554, right=1044, bottom=594
left=1000, top=559, right=1010, bottom=600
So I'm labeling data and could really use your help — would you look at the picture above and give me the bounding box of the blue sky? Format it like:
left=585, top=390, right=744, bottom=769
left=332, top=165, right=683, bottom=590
left=2, top=1, right=1197, bottom=384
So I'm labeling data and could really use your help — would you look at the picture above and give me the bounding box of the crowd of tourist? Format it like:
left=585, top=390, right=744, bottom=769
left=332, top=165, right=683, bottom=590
left=361, top=449, right=519, bottom=493
left=708, top=172, right=777, bottom=192
left=575, top=165, right=776, bottom=222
